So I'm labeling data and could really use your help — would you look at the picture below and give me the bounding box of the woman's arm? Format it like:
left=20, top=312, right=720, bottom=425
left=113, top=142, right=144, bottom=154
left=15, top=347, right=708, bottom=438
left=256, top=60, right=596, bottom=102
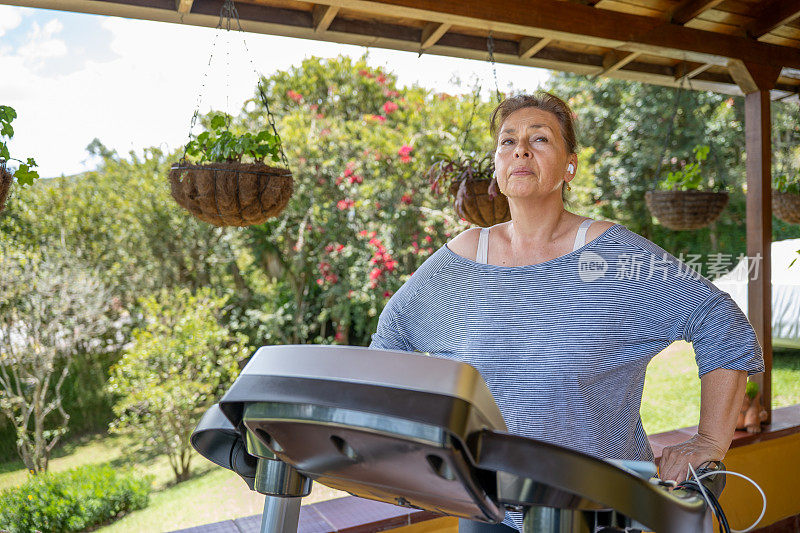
left=659, top=367, right=747, bottom=483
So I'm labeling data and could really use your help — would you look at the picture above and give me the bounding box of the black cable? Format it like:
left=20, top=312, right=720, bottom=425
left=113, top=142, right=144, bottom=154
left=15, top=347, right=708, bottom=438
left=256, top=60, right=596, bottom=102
left=677, top=479, right=731, bottom=533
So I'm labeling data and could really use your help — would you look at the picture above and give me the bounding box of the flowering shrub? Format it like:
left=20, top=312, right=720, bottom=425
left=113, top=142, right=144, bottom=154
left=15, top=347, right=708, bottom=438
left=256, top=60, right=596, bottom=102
left=237, top=55, right=494, bottom=345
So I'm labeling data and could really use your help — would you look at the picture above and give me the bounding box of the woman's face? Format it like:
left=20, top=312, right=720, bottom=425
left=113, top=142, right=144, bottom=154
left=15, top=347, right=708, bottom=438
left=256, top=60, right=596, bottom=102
left=494, top=106, right=576, bottom=199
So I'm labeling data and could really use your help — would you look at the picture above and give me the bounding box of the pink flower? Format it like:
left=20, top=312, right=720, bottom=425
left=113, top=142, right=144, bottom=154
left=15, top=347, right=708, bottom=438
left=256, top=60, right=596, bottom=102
left=358, top=69, right=373, bottom=78
left=287, top=90, right=303, bottom=102
left=337, top=199, right=354, bottom=210
left=424, top=235, right=432, bottom=243
left=382, top=101, right=399, bottom=114
left=336, top=244, right=345, bottom=252
left=369, top=268, right=382, bottom=280
left=377, top=74, right=388, bottom=84
left=398, top=145, right=413, bottom=157
left=316, top=278, right=324, bottom=286
left=401, top=194, right=413, bottom=205
left=349, top=175, right=363, bottom=184
left=400, top=155, right=412, bottom=164
left=335, top=176, right=343, bottom=186
left=358, top=230, right=368, bottom=237
left=344, top=168, right=353, bottom=177
left=383, top=290, right=393, bottom=298
left=335, top=331, right=344, bottom=341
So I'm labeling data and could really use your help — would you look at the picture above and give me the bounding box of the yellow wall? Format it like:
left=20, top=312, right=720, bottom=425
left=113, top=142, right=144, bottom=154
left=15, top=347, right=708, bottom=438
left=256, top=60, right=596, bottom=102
left=717, top=433, right=800, bottom=530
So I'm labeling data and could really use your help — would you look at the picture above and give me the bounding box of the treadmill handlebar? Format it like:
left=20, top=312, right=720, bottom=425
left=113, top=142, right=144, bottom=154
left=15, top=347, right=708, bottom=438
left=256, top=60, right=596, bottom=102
left=191, top=403, right=257, bottom=490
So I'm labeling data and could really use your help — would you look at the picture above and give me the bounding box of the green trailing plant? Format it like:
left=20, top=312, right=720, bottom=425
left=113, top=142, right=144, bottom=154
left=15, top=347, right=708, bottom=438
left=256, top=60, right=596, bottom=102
left=0, top=105, right=39, bottom=185
left=184, top=113, right=282, bottom=164
left=745, top=380, right=759, bottom=400
left=657, top=144, right=716, bottom=191
left=427, top=151, right=497, bottom=197
left=773, top=172, right=800, bottom=195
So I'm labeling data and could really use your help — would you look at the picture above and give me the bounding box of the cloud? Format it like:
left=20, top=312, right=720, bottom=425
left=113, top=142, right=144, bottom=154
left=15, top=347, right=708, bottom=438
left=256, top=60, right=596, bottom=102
left=1, top=8, right=548, bottom=178
left=0, top=6, right=22, bottom=37
left=17, top=18, right=67, bottom=63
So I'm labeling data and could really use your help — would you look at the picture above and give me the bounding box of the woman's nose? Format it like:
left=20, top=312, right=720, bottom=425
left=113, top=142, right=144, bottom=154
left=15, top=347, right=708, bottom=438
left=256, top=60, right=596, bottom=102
left=514, top=141, right=531, bottom=158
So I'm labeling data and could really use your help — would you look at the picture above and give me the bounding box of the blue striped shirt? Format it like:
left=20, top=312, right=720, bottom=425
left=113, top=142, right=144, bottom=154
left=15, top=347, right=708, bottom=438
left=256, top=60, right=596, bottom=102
left=369, top=223, right=764, bottom=530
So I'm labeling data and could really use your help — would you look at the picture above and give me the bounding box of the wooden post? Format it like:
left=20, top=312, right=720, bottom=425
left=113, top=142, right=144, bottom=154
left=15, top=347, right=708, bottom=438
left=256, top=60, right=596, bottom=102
left=732, top=60, right=781, bottom=425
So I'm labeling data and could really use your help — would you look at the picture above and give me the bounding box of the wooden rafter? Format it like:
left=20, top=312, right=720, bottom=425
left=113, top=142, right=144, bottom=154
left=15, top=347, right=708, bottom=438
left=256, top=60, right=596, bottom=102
left=175, top=0, right=192, bottom=14
left=420, top=22, right=449, bottom=50
left=669, top=0, right=724, bottom=25
left=518, top=37, right=550, bottom=59
left=598, top=50, right=640, bottom=76
left=312, top=4, right=338, bottom=32
left=746, top=0, right=800, bottom=39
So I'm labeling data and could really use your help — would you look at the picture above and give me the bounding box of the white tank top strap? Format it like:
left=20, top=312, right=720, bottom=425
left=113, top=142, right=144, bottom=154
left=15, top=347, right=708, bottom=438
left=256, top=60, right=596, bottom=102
left=572, top=218, right=595, bottom=252
left=476, top=227, right=490, bottom=264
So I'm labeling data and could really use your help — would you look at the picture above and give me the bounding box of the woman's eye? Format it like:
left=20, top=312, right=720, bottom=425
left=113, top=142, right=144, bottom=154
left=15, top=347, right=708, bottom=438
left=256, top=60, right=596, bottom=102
left=533, top=136, right=548, bottom=143
left=500, top=138, right=513, bottom=145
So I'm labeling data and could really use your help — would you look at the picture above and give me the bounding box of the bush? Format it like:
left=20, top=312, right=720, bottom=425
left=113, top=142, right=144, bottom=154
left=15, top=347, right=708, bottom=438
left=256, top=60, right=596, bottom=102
left=0, top=463, right=152, bottom=533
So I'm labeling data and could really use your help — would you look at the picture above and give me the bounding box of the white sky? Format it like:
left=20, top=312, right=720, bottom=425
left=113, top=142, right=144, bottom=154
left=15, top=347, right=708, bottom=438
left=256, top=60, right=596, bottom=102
left=0, top=5, right=550, bottom=178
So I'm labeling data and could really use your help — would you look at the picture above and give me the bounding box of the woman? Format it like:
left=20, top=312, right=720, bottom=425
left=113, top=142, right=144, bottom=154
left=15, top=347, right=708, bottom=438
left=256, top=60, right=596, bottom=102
left=369, top=93, right=764, bottom=532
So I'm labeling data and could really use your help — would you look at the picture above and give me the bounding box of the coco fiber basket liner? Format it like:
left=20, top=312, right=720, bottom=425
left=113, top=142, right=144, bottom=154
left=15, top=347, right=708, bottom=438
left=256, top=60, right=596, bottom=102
left=451, top=178, right=511, bottom=227
left=773, top=191, right=800, bottom=225
left=169, top=162, right=293, bottom=227
left=645, top=190, right=729, bottom=231
left=0, top=166, right=11, bottom=213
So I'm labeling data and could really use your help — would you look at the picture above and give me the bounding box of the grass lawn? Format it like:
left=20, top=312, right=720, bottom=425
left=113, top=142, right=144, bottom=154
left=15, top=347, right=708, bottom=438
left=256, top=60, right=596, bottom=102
left=1, top=343, right=797, bottom=532
left=641, top=341, right=800, bottom=434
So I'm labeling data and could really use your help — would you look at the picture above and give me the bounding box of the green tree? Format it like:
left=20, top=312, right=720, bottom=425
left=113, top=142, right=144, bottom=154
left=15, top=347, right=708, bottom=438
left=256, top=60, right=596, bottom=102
left=107, top=288, right=249, bottom=483
left=0, top=244, right=114, bottom=473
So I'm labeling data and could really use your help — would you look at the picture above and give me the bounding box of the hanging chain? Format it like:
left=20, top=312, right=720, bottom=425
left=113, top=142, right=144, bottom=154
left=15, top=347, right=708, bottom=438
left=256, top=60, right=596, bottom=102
left=487, top=32, right=502, bottom=103
left=180, top=29, right=221, bottom=163
left=460, top=81, right=482, bottom=154
left=653, top=77, right=686, bottom=189
left=181, top=0, right=289, bottom=169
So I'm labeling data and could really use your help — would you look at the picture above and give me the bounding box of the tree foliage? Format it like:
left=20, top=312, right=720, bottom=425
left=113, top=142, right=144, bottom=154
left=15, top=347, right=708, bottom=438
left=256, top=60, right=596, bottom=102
left=107, top=288, right=248, bottom=483
left=0, top=244, right=114, bottom=473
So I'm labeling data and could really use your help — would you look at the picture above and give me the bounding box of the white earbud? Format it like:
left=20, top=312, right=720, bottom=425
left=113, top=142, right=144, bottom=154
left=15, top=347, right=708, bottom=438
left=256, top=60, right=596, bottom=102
left=567, top=163, right=575, bottom=173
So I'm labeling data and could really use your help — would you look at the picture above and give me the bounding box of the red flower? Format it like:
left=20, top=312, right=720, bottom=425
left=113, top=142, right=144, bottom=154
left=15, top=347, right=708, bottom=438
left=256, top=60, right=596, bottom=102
left=325, top=244, right=334, bottom=253
left=335, top=331, right=344, bottom=341
left=401, top=194, right=413, bottom=205
left=316, top=278, right=324, bottom=286
left=369, top=268, right=382, bottom=280
left=398, top=145, right=413, bottom=157
left=344, top=168, right=353, bottom=177
left=382, top=101, right=399, bottom=114
left=349, top=174, right=363, bottom=184
left=424, top=235, right=432, bottom=243
left=358, top=69, right=373, bottom=78
left=358, top=230, right=368, bottom=237
left=374, top=202, right=381, bottom=209
left=286, top=90, right=303, bottom=102
left=337, top=199, right=354, bottom=210
left=335, top=176, right=343, bottom=186
left=376, top=73, right=387, bottom=84
left=383, top=290, right=393, bottom=298
left=400, top=155, right=412, bottom=164
left=336, top=244, right=345, bottom=252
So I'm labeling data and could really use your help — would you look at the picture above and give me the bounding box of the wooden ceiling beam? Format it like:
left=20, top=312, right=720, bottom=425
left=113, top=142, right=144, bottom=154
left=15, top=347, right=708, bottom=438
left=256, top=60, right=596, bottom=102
left=312, top=4, right=338, bottom=32
left=175, top=0, right=192, bottom=14
left=518, top=37, right=550, bottom=59
left=728, top=59, right=782, bottom=93
left=598, top=50, right=640, bottom=76
left=298, top=0, right=800, bottom=70
left=420, top=21, right=449, bottom=49
left=746, top=0, right=800, bottom=39
left=6, top=0, right=800, bottom=69
left=669, top=0, right=724, bottom=25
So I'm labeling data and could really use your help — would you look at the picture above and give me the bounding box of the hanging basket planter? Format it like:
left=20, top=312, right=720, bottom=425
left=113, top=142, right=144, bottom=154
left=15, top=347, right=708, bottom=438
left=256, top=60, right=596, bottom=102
left=169, top=162, right=293, bottom=227
left=428, top=152, right=510, bottom=228
left=450, top=177, right=510, bottom=227
left=645, top=190, right=729, bottom=230
left=0, top=165, right=11, bottom=213
left=773, top=190, right=800, bottom=224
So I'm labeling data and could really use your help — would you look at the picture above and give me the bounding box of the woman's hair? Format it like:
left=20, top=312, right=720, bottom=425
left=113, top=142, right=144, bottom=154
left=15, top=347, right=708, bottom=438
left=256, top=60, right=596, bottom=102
left=489, top=92, right=578, bottom=155
left=489, top=92, right=578, bottom=201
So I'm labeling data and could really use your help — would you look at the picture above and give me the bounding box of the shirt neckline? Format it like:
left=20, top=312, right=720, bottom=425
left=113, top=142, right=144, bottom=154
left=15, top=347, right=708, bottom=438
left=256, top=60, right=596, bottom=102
left=442, top=223, right=624, bottom=271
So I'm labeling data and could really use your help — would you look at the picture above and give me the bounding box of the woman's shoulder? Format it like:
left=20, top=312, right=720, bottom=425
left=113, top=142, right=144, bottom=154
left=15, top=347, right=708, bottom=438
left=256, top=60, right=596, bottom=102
left=586, top=219, right=617, bottom=244
left=446, top=226, right=484, bottom=260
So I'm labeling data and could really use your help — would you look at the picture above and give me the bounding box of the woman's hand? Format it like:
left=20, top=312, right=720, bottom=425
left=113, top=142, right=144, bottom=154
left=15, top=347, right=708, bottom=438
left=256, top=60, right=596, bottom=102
left=659, top=433, right=725, bottom=484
